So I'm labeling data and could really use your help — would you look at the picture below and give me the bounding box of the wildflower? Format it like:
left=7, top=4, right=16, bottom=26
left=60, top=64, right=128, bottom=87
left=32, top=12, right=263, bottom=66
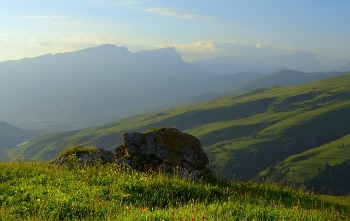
left=191, top=218, right=195, bottom=221
left=142, top=206, right=145, bottom=211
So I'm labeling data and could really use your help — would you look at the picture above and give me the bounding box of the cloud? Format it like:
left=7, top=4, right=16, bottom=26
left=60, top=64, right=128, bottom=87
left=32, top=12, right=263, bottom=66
left=256, top=42, right=268, bottom=49
left=145, top=8, right=213, bottom=19
left=145, top=8, right=180, bottom=16
left=174, top=41, right=216, bottom=52
left=255, top=42, right=302, bottom=55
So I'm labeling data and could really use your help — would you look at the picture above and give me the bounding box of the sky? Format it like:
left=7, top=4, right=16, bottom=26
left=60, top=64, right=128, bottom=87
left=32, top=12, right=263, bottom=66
left=1, top=0, right=350, bottom=64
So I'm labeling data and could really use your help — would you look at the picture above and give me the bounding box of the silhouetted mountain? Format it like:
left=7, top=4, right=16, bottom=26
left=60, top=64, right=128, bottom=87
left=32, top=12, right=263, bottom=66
left=0, top=44, right=265, bottom=130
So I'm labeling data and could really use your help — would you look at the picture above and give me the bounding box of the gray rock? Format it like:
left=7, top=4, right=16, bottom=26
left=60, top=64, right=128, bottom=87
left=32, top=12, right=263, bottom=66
left=115, top=128, right=210, bottom=174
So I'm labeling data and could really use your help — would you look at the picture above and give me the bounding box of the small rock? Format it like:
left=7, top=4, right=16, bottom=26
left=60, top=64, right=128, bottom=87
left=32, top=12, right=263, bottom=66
left=54, top=148, right=114, bottom=166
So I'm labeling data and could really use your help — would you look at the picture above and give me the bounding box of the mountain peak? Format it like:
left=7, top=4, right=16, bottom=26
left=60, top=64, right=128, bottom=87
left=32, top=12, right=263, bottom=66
left=78, top=44, right=131, bottom=55
left=134, top=47, right=182, bottom=62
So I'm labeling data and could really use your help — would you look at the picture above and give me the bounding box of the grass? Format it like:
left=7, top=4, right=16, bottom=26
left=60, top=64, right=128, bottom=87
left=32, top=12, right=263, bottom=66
left=0, top=161, right=349, bottom=221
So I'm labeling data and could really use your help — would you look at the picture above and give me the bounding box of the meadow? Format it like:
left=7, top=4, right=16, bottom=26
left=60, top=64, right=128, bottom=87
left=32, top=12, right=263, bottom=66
left=1, top=160, right=349, bottom=220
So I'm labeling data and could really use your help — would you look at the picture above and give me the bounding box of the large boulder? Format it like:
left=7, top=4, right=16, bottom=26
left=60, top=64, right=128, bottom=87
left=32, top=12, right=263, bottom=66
left=115, top=128, right=210, bottom=173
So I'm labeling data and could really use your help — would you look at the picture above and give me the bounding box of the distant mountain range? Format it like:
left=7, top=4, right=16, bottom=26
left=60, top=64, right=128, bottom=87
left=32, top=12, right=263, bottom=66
left=0, top=44, right=265, bottom=131
left=191, top=51, right=345, bottom=75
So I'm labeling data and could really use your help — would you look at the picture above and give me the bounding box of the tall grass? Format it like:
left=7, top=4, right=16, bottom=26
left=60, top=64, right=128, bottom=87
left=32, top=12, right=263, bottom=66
left=0, top=161, right=349, bottom=220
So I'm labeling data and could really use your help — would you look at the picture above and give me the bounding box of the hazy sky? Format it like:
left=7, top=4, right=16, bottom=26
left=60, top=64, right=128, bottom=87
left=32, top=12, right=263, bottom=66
left=1, top=0, right=350, bottom=64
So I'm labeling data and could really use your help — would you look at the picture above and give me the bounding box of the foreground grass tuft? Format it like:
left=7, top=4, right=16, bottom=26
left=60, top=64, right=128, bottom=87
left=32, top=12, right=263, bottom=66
left=0, top=161, right=349, bottom=220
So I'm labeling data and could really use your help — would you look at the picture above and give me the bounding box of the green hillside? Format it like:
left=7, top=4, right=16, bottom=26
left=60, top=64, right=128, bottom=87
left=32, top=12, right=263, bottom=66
left=260, top=135, right=350, bottom=195
left=9, top=73, right=350, bottom=193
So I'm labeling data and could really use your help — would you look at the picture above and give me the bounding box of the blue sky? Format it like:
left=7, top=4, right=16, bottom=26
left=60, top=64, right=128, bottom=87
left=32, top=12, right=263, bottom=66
left=1, top=0, right=350, bottom=64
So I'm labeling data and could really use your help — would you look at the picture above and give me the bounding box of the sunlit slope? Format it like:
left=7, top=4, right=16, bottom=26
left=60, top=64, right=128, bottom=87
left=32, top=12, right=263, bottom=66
left=10, top=74, right=350, bottom=186
left=260, top=134, right=350, bottom=194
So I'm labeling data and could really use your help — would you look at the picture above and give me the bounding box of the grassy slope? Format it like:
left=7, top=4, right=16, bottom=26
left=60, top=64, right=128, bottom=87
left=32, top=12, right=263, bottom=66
left=260, top=135, right=350, bottom=181
left=0, top=161, right=349, bottom=220
left=260, top=135, right=350, bottom=194
left=9, top=74, right=350, bottom=192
